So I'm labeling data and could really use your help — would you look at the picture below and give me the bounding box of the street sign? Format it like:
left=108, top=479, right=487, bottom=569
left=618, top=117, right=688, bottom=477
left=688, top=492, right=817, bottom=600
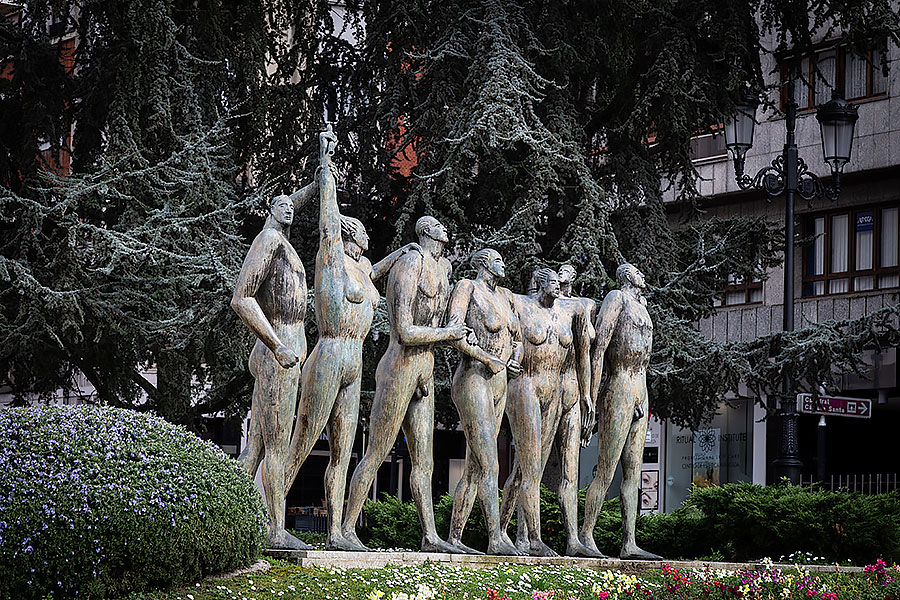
left=796, top=393, right=872, bottom=419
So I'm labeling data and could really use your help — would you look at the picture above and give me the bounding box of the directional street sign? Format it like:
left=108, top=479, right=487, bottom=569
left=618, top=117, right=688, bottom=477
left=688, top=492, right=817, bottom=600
left=796, top=393, right=872, bottom=419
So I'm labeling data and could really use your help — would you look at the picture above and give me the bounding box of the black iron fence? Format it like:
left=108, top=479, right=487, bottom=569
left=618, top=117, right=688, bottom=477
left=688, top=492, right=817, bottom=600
left=800, top=473, right=900, bottom=494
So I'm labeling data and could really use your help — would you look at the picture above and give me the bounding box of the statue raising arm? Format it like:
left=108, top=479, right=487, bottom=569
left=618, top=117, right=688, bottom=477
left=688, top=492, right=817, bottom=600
left=315, top=125, right=347, bottom=326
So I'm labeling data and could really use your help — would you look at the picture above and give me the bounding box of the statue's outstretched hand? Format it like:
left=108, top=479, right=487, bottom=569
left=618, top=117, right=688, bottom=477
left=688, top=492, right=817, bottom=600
left=401, top=242, right=423, bottom=255
left=319, top=125, right=338, bottom=166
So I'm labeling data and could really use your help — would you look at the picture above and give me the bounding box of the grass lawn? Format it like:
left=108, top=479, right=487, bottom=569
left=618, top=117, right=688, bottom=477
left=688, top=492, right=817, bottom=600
left=123, top=558, right=899, bottom=600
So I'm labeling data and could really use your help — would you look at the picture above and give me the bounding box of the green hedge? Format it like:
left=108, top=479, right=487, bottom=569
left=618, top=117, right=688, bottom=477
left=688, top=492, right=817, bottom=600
left=360, top=483, right=900, bottom=564
left=0, top=405, right=267, bottom=599
left=684, top=482, right=900, bottom=564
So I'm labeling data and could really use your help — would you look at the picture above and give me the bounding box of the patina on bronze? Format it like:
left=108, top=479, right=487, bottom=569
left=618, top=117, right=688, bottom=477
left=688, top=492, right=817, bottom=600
left=231, top=180, right=317, bottom=550
left=341, top=216, right=469, bottom=553
left=550, top=265, right=601, bottom=557
left=445, top=248, right=523, bottom=556
left=282, top=126, right=415, bottom=551
left=498, top=268, right=592, bottom=557
left=579, top=263, right=662, bottom=560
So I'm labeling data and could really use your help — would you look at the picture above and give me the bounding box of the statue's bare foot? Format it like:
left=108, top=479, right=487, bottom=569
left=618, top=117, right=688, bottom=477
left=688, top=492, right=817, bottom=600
left=339, top=529, right=372, bottom=552
left=529, top=539, right=559, bottom=557
left=421, top=536, right=463, bottom=554
left=341, top=529, right=374, bottom=552
left=620, top=544, right=662, bottom=561
left=325, top=533, right=366, bottom=552
left=487, top=538, right=524, bottom=556
left=449, top=538, right=484, bottom=555
left=566, top=540, right=607, bottom=558
left=514, top=536, right=530, bottom=554
left=578, top=533, right=603, bottom=555
left=270, top=529, right=313, bottom=551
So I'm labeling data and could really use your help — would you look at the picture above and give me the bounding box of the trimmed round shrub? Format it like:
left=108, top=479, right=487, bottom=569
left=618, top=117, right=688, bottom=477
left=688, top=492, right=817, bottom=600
left=0, top=405, right=266, bottom=599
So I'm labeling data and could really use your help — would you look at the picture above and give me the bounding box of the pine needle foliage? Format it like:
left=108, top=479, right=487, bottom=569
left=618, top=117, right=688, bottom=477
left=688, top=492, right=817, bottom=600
left=339, top=0, right=900, bottom=427
left=1, top=0, right=899, bottom=431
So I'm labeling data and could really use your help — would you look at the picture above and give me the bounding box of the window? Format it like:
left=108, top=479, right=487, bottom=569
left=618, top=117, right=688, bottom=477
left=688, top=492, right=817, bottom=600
left=714, top=274, right=763, bottom=307
left=803, top=205, right=900, bottom=297
left=783, top=44, right=888, bottom=111
left=690, top=132, right=726, bottom=163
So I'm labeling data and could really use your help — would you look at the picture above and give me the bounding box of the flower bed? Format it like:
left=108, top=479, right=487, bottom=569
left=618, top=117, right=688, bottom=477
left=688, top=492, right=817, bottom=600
left=139, top=559, right=899, bottom=600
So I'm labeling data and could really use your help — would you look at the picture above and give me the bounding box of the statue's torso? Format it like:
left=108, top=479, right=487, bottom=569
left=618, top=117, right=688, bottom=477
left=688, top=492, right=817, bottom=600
left=386, top=251, right=451, bottom=348
left=256, top=231, right=307, bottom=328
left=607, top=297, right=653, bottom=373
left=465, top=281, right=517, bottom=362
left=514, top=295, right=573, bottom=394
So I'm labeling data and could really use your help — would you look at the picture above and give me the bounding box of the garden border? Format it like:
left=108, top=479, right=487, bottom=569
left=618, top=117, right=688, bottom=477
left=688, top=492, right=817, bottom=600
left=264, top=550, right=865, bottom=573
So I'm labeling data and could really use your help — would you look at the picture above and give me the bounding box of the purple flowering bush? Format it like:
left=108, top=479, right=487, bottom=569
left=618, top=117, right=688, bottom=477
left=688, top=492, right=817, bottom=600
left=0, top=405, right=266, bottom=599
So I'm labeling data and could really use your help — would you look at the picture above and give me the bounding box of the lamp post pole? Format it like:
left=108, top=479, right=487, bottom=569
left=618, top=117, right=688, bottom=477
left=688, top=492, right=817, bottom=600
left=724, top=81, right=858, bottom=485
left=772, top=88, right=802, bottom=484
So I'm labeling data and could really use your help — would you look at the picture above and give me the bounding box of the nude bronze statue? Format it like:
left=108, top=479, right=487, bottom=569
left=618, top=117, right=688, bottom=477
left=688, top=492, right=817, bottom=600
left=579, top=263, right=662, bottom=560
left=231, top=178, right=318, bottom=549
left=444, top=248, right=523, bottom=556
left=548, top=265, right=602, bottom=557
left=498, top=268, right=592, bottom=557
left=340, top=216, right=469, bottom=554
left=282, top=126, right=415, bottom=551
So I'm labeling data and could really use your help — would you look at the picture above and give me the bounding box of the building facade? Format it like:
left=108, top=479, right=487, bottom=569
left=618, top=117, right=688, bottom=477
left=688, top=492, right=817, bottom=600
left=647, top=24, right=900, bottom=511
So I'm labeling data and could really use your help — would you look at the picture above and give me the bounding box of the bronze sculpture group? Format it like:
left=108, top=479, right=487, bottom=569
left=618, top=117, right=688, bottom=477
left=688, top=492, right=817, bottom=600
left=232, top=127, right=662, bottom=560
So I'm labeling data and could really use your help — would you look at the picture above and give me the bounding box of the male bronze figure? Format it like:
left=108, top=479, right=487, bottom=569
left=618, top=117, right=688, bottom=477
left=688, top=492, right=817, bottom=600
left=499, top=268, right=592, bottom=557
left=445, top=248, right=523, bottom=556
left=231, top=181, right=316, bottom=550
left=579, top=263, right=662, bottom=560
left=283, top=126, right=414, bottom=551
left=341, top=216, right=468, bottom=553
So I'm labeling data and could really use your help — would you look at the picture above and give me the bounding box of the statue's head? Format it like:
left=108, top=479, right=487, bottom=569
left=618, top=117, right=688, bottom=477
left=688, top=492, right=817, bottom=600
left=533, top=268, right=561, bottom=299
left=416, top=215, right=449, bottom=244
left=616, top=263, right=645, bottom=290
left=340, top=215, right=369, bottom=252
left=558, top=264, right=576, bottom=292
left=471, top=248, right=505, bottom=279
left=269, top=194, right=294, bottom=226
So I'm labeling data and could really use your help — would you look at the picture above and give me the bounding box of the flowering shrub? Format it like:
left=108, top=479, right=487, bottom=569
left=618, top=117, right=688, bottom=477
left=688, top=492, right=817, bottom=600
left=0, top=405, right=266, bottom=599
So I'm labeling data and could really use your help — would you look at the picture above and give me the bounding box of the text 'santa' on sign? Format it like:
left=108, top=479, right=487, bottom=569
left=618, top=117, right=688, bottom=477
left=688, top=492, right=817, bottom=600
left=796, top=393, right=872, bottom=419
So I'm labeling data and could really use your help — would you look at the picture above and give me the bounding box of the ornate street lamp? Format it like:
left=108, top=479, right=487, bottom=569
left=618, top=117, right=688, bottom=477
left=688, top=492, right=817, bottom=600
left=723, top=83, right=859, bottom=484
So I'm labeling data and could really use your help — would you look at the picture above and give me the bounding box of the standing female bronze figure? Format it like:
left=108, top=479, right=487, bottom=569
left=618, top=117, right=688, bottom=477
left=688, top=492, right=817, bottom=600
left=445, top=248, right=523, bottom=556
left=499, top=268, right=591, bottom=557
left=283, top=126, right=413, bottom=551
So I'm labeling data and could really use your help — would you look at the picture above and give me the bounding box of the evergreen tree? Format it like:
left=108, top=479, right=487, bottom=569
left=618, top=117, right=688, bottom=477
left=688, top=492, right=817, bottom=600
left=2, top=0, right=899, bottom=433
left=0, top=0, right=343, bottom=428
left=338, top=0, right=900, bottom=427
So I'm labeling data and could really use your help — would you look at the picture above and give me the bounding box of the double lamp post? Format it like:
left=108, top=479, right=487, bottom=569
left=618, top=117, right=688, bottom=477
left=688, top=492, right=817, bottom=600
left=722, top=82, right=860, bottom=484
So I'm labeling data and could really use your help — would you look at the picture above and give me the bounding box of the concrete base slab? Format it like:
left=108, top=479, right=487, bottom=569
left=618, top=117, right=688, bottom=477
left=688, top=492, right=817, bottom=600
left=265, top=550, right=862, bottom=574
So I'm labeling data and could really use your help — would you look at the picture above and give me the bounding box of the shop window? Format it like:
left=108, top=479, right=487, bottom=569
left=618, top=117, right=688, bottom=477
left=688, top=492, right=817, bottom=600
left=784, top=44, right=888, bottom=111
left=803, top=205, right=900, bottom=297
